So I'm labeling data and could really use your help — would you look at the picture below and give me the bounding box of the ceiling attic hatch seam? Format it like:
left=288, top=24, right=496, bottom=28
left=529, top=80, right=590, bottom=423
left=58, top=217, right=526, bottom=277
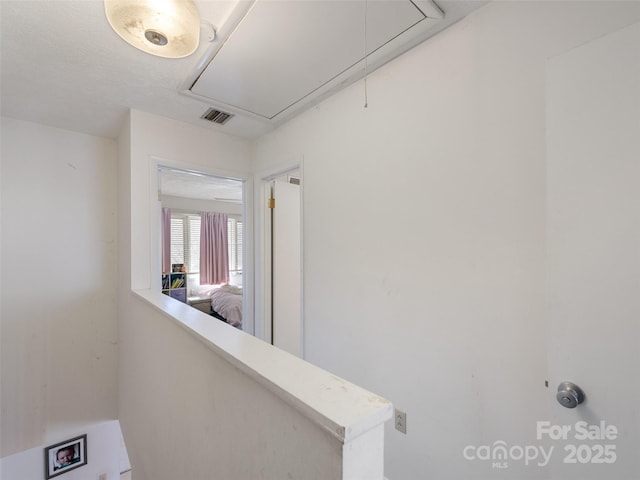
left=179, top=0, right=450, bottom=126
left=409, top=0, right=444, bottom=19
left=267, top=16, right=427, bottom=121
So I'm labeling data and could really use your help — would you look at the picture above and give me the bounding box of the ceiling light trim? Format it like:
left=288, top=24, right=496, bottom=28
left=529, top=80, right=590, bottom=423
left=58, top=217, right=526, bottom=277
left=104, top=0, right=201, bottom=59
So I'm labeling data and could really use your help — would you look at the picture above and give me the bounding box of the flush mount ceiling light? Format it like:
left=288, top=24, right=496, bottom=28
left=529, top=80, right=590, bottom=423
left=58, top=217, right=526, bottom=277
left=104, top=0, right=200, bottom=58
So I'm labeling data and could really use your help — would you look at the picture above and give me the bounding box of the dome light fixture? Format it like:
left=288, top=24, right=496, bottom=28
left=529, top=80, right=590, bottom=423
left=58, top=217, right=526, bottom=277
left=104, top=0, right=201, bottom=58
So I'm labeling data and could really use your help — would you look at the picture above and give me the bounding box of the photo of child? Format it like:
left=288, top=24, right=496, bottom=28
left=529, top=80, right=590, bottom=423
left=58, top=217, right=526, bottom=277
left=44, top=434, right=87, bottom=479
left=54, top=443, right=80, bottom=471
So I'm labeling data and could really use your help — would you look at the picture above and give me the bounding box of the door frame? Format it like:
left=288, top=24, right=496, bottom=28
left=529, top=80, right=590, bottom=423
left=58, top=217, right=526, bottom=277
left=254, top=163, right=304, bottom=355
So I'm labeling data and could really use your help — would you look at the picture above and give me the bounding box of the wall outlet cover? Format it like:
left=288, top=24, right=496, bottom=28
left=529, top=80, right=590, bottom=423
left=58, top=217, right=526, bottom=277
left=395, top=409, right=407, bottom=434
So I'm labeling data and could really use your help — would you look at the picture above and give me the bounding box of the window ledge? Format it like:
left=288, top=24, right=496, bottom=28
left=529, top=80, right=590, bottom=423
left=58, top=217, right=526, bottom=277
left=132, top=289, right=393, bottom=443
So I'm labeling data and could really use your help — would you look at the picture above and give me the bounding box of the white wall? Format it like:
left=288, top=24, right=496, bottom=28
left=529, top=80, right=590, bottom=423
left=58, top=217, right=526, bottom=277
left=118, top=110, right=252, bottom=479
left=1, top=118, right=118, bottom=456
left=251, top=3, right=640, bottom=479
left=127, top=110, right=251, bottom=291
left=118, top=110, right=393, bottom=480
left=120, top=291, right=385, bottom=480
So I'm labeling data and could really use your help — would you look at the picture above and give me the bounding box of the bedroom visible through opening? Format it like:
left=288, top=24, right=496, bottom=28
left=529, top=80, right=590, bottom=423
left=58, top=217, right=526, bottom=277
left=168, top=213, right=243, bottom=290
left=158, top=166, right=245, bottom=329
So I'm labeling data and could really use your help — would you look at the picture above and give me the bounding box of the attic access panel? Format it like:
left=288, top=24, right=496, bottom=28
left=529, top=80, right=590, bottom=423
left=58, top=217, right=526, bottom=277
left=186, top=0, right=443, bottom=124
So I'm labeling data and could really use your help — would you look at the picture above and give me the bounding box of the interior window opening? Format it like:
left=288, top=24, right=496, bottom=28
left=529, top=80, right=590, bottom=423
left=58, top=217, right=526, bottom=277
left=158, top=166, right=244, bottom=329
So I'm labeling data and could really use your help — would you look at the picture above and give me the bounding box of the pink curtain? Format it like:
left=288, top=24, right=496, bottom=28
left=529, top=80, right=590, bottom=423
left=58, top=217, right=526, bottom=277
left=161, top=207, right=171, bottom=273
left=200, top=212, right=229, bottom=285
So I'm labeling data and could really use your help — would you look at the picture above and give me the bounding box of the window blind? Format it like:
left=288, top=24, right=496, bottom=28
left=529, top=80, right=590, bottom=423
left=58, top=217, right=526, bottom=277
left=187, top=215, right=200, bottom=274
left=170, top=213, right=242, bottom=276
left=228, top=219, right=243, bottom=272
left=170, top=217, right=185, bottom=266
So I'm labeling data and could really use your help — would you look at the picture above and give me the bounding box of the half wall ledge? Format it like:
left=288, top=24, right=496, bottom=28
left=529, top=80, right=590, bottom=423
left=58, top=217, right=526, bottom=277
left=132, top=289, right=393, bottom=444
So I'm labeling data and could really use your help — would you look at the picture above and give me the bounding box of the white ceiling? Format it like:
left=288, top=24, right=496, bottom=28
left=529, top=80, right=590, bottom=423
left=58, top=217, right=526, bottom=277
left=0, top=0, right=486, bottom=141
left=160, top=168, right=243, bottom=202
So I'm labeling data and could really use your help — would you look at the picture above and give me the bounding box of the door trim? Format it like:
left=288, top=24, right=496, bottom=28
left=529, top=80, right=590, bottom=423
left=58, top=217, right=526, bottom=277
left=254, top=163, right=303, bottom=356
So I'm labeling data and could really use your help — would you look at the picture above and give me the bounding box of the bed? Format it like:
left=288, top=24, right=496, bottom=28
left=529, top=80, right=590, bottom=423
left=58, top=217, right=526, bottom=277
left=209, top=284, right=243, bottom=328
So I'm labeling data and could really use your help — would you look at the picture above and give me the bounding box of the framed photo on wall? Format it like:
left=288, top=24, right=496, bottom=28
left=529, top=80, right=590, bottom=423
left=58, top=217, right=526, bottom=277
left=44, top=434, right=87, bottom=479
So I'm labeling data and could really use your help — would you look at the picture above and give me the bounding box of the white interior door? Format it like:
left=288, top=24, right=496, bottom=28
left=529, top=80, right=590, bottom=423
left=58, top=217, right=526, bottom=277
left=546, top=22, right=640, bottom=479
left=272, top=179, right=301, bottom=357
